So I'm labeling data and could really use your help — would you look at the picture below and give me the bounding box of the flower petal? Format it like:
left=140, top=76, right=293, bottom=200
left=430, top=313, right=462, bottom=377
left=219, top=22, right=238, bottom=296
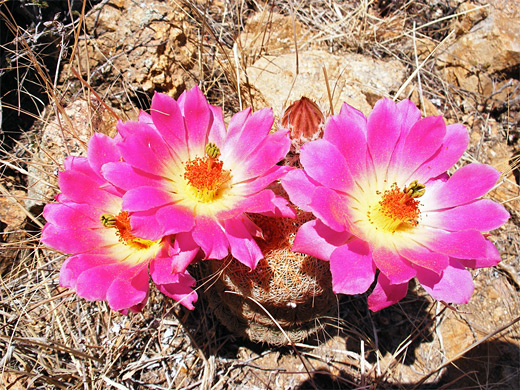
left=416, top=258, right=474, bottom=304
left=423, top=229, right=489, bottom=260
left=106, top=266, right=149, bottom=311
left=300, top=139, right=353, bottom=193
left=423, top=163, right=500, bottom=209
left=367, top=273, right=409, bottom=312
left=149, top=92, right=188, bottom=155
left=41, top=224, right=106, bottom=254
left=372, top=246, right=416, bottom=284
left=157, top=271, right=198, bottom=310
left=324, top=103, right=368, bottom=173
left=123, top=187, right=173, bottom=211
left=154, top=204, right=196, bottom=236
left=397, top=115, right=446, bottom=179
left=281, top=169, right=320, bottom=212
left=413, top=123, right=469, bottom=182
left=183, top=85, right=212, bottom=157
left=458, top=239, right=502, bottom=269
left=102, top=162, right=163, bottom=191
left=75, top=262, right=132, bottom=302
left=224, top=217, right=263, bottom=269
left=87, top=133, right=121, bottom=177
left=171, top=231, right=201, bottom=273
left=424, top=199, right=510, bottom=232
left=292, top=219, right=351, bottom=261
left=59, top=253, right=117, bottom=289
left=43, top=202, right=100, bottom=229
left=397, top=244, right=449, bottom=275
left=309, top=186, right=348, bottom=232
left=192, top=217, right=229, bottom=259
left=366, top=99, right=401, bottom=174
left=330, top=239, right=376, bottom=295
left=58, top=170, right=120, bottom=210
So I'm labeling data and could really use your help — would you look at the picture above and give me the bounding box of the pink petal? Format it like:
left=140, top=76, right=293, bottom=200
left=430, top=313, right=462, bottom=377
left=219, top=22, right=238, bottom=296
left=395, top=99, right=422, bottom=136
left=208, top=105, right=227, bottom=147
left=75, top=262, right=132, bottom=302
left=323, top=104, right=368, bottom=179
left=157, top=271, right=198, bottom=310
left=366, top=99, right=401, bottom=173
left=416, top=258, right=474, bottom=304
left=330, top=239, right=376, bottom=295
left=367, top=273, right=409, bottom=312
left=183, top=85, right=211, bottom=156
left=458, top=239, right=502, bottom=269
left=292, top=219, right=351, bottom=261
left=59, top=253, right=117, bottom=289
left=128, top=209, right=165, bottom=241
left=300, top=139, right=353, bottom=193
left=397, top=244, right=449, bottom=275
left=118, top=122, right=174, bottom=176
left=281, top=169, right=320, bottom=212
left=41, top=224, right=105, bottom=254
left=425, top=163, right=500, bottom=209
left=224, top=217, right=263, bottom=269
left=309, top=186, right=348, bottom=232
left=413, top=124, right=469, bottom=182
left=149, top=245, right=178, bottom=285
left=235, top=165, right=293, bottom=195
left=425, top=199, right=509, bottom=232
left=106, top=266, right=149, bottom=311
left=102, top=162, right=163, bottom=191
left=87, top=133, right=121, bottom=177
left=264, top=193, right=298, bottom=218
left=223, top=107, right=273, bottom=163
left=63, top=156, right=103, bottom=185
left=43, top=202, right=100, bottom=230
left=156, top=204, right=196, bottom=236
left=171, top=231, right=201, bottom=273
left=234, top=129, right=291, bottom=181
left=397, top=116, right=446, bottom=178
left=122, top=187, right=173, bottom=211
left=58, top=170, right=120, bottom=209
left=372, top=246, right=416, bottom=284
left=192, top=217, right=229, bottom=259
left=423, top=229, right=489, bottom=260
left=150, top=92, right=188, bottom=155
left=217, top=189, right=281, bottom=220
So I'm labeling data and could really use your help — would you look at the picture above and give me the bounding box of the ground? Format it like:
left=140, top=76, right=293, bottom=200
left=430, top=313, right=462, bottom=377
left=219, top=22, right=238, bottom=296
left=0, top=1, right=519, bottom=389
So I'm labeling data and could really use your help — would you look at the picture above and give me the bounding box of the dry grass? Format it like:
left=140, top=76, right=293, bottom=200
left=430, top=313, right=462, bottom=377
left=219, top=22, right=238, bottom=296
left=1, top=0, right=519, bottom=389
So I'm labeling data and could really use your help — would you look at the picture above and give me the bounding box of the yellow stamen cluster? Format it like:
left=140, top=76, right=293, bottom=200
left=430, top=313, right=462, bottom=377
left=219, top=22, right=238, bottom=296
left=100, top=211, right=155, bottom=250
left=183, top=143, right=231, bottom=203
left=367, top=181, right=424, bottom=233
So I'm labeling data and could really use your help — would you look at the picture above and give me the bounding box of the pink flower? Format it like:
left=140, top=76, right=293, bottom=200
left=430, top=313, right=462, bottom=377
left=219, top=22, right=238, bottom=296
left=41, top=133, right=198, bottom=312
left=281, top=99, right=509, bottom=311
left=102, top=85, right=294, bottom=272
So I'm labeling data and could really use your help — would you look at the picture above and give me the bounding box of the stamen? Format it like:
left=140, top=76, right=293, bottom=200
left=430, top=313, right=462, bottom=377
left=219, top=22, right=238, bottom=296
left=100, top=211, right=155, bottom=250
left=367, top=181, right=424, bottom=233
left=183, top=143, right=231, bottom=203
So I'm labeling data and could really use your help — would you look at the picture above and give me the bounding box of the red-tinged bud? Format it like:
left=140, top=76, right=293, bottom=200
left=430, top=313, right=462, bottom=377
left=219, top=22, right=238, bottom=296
left=281, top=97, right=325, bottom=153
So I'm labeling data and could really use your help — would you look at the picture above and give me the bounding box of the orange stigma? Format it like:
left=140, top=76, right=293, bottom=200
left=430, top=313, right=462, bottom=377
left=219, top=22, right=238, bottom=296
left=183, top=143, right=231, bottom=202
left=367, top=181, right=424, bottom=233
left=101, top=211, right=155, bottom=250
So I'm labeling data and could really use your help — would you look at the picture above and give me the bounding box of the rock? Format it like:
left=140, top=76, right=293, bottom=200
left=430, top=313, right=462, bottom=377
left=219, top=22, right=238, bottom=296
left=66, top=0, right=198, bottom=102
left=0, top=189, right=27, bottom=230
left=246, top=50, right=406, bottom=117
left=438, top=5, right=520, bottom=95
left=26, top=100, right=119, bottom=210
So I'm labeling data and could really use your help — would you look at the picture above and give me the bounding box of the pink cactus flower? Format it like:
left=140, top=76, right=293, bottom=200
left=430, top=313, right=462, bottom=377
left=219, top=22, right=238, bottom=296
left=41, top=133, right=198, bottom=312
left=101, top=85, right=294, bottom=272
left=281, top=99, right=510, bottom=311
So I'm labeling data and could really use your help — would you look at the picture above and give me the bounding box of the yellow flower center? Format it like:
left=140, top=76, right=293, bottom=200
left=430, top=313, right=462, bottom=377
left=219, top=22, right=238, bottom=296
left=101, top=211, right=156, bottom=250
left=367, top=181, right=424, bottom=233
left=183, top=143, right=231, bottom=203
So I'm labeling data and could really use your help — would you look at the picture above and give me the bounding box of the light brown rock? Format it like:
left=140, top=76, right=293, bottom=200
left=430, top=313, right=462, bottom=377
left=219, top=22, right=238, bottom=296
left=246, top=50, right=406, bottom=117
